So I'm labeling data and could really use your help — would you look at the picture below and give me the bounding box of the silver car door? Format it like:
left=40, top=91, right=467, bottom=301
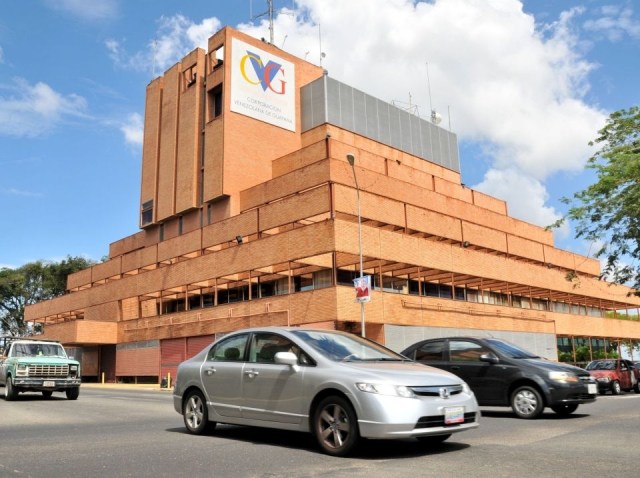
left=241, top=333, right=305, bottom=424
left=200, top=334, right=248, bottom=418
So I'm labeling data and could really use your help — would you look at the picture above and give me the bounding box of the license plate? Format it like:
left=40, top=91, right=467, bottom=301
left=43, top=381, right=55, bottom=387
left=588, top=383, right=597, bottom=394
left=444, top=406, right=464, bottom=424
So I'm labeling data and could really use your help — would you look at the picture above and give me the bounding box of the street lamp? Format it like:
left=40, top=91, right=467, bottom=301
left=346, top=153, right=366, bottom=337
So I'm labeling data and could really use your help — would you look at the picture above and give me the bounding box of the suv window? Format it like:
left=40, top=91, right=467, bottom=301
left=415, top=340, right=445, bottom=361
left=449, top=340, right=489, bottom=362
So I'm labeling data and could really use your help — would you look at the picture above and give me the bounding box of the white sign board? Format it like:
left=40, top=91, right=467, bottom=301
left=230, top=38, right=296, bottom=131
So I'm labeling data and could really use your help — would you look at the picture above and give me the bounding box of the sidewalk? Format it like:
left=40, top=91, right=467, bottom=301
left=81, top=382, right=173, bottom=392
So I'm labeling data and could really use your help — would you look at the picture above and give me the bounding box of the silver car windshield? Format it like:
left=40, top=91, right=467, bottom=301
left=291, top=330, right=406, bottom=362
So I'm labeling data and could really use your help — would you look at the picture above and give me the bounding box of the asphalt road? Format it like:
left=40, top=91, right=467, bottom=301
left=1, top=385, right=639, bottom=478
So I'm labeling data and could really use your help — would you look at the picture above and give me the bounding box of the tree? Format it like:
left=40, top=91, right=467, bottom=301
left=555, top=106, right=640, bottom=292
left=0, top=256, right=95, bottom=336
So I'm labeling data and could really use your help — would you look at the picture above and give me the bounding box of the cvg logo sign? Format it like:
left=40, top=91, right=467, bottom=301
left=231, top=38, right=295, bottom=132
left=239, top=50, right=286, bottom=95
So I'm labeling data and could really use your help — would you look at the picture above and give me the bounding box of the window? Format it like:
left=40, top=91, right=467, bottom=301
left=183, top=64, right=197, bottom=90
left=141, top=200, right=153, bottom=226
left=294, top=274, right=314, bottom=292
left=208, top=334, right=248, bottom=361
left=207, top=85, right=223, bottom=121
left=449, top=340, right=488, bottom=362
left=208, top=45, right=224, bottom=72
left=415, top=341, right=445, bottom=361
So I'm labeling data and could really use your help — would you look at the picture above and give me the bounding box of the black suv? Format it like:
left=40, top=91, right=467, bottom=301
left=401, top=337, right=597, bottom=419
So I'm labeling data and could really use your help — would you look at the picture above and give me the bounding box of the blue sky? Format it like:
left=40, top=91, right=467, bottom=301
left=1, top=0, right=638, bottom=269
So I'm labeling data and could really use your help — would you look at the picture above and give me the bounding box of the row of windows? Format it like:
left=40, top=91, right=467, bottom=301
left=155, top=267, right=610, bottom=319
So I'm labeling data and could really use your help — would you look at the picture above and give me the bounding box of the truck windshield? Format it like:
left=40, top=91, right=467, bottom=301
left=13, top=343, right=67, bottom=358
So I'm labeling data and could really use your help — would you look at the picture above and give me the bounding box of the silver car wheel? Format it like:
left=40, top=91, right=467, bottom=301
left=314, top=396, right=359, bottom=456
left=183, top=390, right=215, bottom=435
left=511, top=385, right=543, bottom=419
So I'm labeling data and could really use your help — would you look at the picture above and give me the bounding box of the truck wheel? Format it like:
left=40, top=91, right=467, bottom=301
left=511, top=385, right=544, bottom=419
left=66, top=388, right=80, bottom=400
left=635, top=382, right=640, bottom=394
left=5, top=377, right=19, bottom=401
left=611, top=380, right=621, bottom=395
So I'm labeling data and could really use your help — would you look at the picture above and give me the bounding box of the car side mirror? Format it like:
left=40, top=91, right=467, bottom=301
left=480, top=353, right=499, bottom=364
left=275, top=351, right=298, bottom=367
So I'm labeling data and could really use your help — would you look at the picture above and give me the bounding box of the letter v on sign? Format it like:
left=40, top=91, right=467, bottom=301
left=246, top=50, right=282, bottom=93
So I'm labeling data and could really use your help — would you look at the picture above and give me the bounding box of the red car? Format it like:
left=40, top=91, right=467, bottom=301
left=585, top=359, right=640, bottom=395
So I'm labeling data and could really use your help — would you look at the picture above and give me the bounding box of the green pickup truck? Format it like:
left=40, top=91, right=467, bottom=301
left=0, top=336, right=81, bottom=400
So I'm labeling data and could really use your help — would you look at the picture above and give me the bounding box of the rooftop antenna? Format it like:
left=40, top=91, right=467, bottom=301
left=391, top=93, right=420, bottom=116
left=151, top=39, right=157, bottom=78
left=318, top=24, right=326, bottom=66
left=426, top=62, right=442, bottom=125
left=251, top=0, right=275, bottom=44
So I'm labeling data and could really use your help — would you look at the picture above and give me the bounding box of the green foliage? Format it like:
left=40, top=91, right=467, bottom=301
left=0, top=256, right=95, bottom=336
left=558, top=351, right=573, bottom=363
left=574, top=345, right=591, bottom=362
left=553, top=106, right=640, bottom=292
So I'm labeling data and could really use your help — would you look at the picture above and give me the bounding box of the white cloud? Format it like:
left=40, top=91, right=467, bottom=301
left=106, top=15, right=222, bottom=73
left=251, top=0, right=606, bottom=229
left=120, top=112, right=143, bottom=146
left=0, top=78, right=88, bottom=137
left=473, top=168, right=568, bottom=234
left=584, top=5, right=640, bottom=41
left=44, top=0, right=118, bottom=21
left=1, top=188, right=43, bottom=198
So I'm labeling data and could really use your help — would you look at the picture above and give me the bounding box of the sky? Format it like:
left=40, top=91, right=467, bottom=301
left=1, top=0, right=639, bottom=270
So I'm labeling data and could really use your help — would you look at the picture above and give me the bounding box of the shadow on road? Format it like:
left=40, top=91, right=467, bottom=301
left=166, top=423, right=471, bottom=458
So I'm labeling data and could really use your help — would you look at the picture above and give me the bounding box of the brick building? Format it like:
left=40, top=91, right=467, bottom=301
left=25, top=27, right=640, bottom=383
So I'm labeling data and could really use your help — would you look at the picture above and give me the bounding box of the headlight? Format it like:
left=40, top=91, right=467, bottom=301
left=597, top=377, right=611, bottom=383
left=17, top=364, right=28, bottom=370
left=356, top=383, right=415, bottom=398
left=549, top=371, right=579, bottom=383
left=461, top=382, right=472, bottom=395
left=70, top=365, right=78, bottom=371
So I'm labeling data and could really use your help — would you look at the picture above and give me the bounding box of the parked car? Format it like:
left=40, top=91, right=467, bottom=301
left=173, top=327, right=479, bottom=456
left=401, top=337, right=597, bottom=419
left=585, top=359, right=640, bottom=395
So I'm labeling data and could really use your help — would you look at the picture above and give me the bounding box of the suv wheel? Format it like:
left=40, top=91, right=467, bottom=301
left=611, top=380, right=621, bottom=395
left=511, top=385, right=544, bottom=419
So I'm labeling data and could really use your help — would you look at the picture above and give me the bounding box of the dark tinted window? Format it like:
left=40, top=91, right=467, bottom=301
left=449, top=340, right=488, bottom=362
left=415, top=340, right=445, bottom=361
left=485, top=339, right=538, bottom=359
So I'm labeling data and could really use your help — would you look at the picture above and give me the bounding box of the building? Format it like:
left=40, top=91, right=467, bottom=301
left=25, top=26, right=640, bottom=383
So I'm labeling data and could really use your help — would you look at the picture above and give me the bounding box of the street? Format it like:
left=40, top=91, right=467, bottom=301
left=1, top=386, right=639, bottom=477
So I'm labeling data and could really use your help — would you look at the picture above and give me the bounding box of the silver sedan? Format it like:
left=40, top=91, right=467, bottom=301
left=173, top=327, right=479, bottom=456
